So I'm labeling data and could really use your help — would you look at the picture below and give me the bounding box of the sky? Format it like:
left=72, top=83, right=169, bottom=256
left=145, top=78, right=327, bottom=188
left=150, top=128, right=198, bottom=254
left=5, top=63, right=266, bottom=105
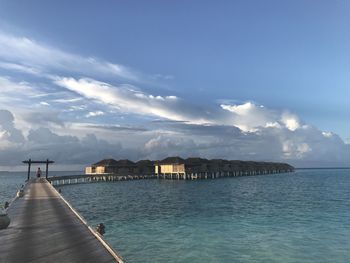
left=0, top=0, right=350, bottom=170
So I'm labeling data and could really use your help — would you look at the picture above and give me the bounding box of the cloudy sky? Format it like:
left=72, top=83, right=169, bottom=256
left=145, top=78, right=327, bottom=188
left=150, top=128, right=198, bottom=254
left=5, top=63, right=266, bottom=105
left=0, top=0, right=350, bottom=170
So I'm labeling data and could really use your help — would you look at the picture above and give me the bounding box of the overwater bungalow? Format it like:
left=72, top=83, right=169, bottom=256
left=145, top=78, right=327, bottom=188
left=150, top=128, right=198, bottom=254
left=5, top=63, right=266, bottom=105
left=85, top=156, right=294, bottom=180
left=154, top=157, right=294, bottom=179
left=85, top=158, right=118, bottom=174
left=154, top=156, right=186, bottom=179
left=85, top=158, right=137, bottom=176
left=86, top=158, right=155, bottom=176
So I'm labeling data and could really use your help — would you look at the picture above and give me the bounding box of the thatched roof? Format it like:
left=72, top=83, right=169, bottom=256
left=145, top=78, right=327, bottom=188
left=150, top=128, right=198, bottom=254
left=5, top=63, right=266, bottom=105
left=210, top=159, right=228, bottom=164
left=159, top=156, right=185, bottom=164
left=185, top=157, right=209, bottom=165
left=93, top=159, right=118, bottom=167
left=136, top=160, right=155, bottom=166
left=116, top=159, right=136, bottom=166
left=91, top=157, right=294, bottom=171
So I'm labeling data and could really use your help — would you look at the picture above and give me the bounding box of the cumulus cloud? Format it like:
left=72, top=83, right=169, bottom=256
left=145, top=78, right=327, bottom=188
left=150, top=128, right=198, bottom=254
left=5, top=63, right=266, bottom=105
left=0, top=111, right=141, bottom=167
left=143, top=122, right=350, bottom=167
left=221, top=102, right=277, bottom=132
left=50, top=75, right=350, bottom=167
left=221, top=102, right=303, bottom=132
left=0, top=30, right=349, bottom=168
left=21, top=110, right=65, bottom=127
left=0, top=74, right=348, bottom=169
left=0, top=107, right=349, bottom=168
left=144, top=135, right=199, bottom=160
left=281, top=112, right=301, bottom=131
left=0, top=110, right=25, bottom=145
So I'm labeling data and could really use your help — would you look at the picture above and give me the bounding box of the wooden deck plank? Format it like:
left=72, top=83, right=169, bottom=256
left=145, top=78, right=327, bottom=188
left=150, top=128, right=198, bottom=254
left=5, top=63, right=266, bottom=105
left=0, top=179, right=123, bottom=263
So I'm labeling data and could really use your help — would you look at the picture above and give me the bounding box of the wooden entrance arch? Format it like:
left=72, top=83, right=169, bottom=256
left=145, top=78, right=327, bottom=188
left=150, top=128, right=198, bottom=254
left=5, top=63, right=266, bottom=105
left=22, top=159, right=55, bottom=180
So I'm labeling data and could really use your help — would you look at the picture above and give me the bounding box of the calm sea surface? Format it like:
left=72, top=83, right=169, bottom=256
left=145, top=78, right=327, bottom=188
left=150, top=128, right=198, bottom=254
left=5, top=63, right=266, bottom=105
left=0, top=171, right=82, bottom=203
left=1, top=169, right=350, bottom=262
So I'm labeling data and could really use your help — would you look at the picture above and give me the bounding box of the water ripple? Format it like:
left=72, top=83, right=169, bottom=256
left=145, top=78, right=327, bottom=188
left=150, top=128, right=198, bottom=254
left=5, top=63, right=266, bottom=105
left=33, top=170, right=350, bottom=262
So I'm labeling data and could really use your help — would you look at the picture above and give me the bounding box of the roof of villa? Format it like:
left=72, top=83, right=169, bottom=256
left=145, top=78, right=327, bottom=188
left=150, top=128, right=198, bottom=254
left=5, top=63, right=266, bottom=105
left=116, top=159, right=136, bottom=166
left=93, top=159, right=118, bottom=166
left=185, top=157, right=209, bottom=164
left=159, top=156, right=185, bottom=164
left=91, top=157, right=294, bottom=169
left=136, top=160, right=155, bottom=166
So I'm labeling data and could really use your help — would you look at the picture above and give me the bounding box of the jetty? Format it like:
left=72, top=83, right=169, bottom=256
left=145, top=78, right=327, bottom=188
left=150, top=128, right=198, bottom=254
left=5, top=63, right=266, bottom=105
left=0, top=178, right=124, bottom=263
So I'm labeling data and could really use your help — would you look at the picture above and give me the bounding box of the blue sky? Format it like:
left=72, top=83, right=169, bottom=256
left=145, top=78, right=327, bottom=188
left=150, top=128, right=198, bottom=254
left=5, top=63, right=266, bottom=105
left=0, top=0, right=350, bottom=169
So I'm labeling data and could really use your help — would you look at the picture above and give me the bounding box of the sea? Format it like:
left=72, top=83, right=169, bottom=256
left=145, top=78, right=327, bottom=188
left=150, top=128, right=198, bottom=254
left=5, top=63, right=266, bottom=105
left=1, top=169, right=350, bottom=263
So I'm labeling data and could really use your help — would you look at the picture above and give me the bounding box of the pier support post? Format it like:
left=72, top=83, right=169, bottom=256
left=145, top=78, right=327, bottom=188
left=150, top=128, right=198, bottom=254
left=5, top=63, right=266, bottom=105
left=46, top=159, right=49, bottom=179
left=27, top=158, right=31, bottom=181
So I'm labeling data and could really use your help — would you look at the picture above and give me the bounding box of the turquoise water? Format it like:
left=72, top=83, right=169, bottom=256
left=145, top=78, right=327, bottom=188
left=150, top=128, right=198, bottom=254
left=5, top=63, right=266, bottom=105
left=57, top=169, right=350, bottom=263
left=0, top=172, right=25, bottom=204
left=1, top=169, right=350, bottom=262
left=0, top=171, right=82, bottom=205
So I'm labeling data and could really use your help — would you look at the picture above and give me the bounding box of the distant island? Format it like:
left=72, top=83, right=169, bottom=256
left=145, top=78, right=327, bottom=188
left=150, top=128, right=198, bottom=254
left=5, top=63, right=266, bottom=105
left=85, top=157, right=294, bottom=180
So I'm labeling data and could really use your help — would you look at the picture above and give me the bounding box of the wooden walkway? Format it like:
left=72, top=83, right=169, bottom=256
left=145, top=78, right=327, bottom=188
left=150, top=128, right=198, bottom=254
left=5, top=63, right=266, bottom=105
left=0, top=178, right=124, bottom=263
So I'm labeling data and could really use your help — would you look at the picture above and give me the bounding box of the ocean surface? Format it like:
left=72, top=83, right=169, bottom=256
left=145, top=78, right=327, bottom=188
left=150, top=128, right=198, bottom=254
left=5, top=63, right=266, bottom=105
left=1, top=169, right=350, bottom=262
left=0, top=171, right=82, bottom=204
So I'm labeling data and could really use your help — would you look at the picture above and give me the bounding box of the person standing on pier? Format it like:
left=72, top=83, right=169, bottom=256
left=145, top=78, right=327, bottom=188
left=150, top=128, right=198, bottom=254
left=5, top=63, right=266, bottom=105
left=36, top=167, right=42, bottom=178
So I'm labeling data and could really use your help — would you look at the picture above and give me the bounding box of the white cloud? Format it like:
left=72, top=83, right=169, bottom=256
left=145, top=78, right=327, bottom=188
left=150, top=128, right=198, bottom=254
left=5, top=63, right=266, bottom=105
left=322, top=131, right=333, bottom=138
left=54, top=77, right=216, bottom=125
left=144, top=135, right=198, bottom=159
left=21, top=110, right=64, bottom=127
left=221, top=102, right=303, bottom=132
left=221, top=102, right=279, bottom=132
left=0, top=107, right=349, bottom=168
left=0, top=30, right=349, bottom=168
left=49, top=76, right=350, bottom=166
left=0, top=31, right=138, bottom=81
left=0, top=61, right=41, bottom=75
left=52, top=98, right=82, bottom=103
left=0, top=76, right=36, bottom=96
left=0, top=111, right=139, bottom=166
left=0, top=110, right=25, bottom=145
left=281, top=112, right=300, bottom=131
left=0, top=76, right=52, bottom=111
left=85, top=111, right=105, bottom=118
left=282, top=141, right=311, bottom=158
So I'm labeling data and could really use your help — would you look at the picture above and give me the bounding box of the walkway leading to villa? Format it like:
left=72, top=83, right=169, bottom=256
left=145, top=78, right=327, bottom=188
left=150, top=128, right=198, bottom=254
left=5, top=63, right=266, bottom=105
left=0, top=178, right=123, bottom=263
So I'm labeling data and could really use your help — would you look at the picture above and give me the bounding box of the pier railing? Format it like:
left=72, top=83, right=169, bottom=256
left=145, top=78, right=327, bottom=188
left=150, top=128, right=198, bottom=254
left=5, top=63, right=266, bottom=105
left=48, top=173, right=157, bottom=186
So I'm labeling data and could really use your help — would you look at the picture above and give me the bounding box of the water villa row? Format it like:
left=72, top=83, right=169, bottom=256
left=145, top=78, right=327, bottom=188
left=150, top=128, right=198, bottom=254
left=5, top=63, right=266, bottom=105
left=84, top=157, right=294, bottom=180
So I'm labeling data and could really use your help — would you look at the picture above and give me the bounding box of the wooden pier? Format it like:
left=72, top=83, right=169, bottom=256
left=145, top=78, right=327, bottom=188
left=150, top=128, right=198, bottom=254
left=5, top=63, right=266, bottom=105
left=0, top=178, right=124, bottom=263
